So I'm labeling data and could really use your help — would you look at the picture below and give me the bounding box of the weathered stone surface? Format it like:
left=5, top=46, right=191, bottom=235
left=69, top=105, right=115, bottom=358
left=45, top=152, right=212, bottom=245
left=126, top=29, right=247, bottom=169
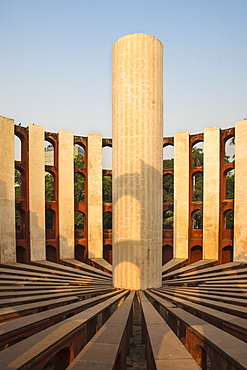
left=88, top=134, right=103, bottom=259
left=29, top=124, right=46, bottom=261
left=112, top=33, right=163, bottom=289
left=58, top=130, right=74, bottom=259
left=0, top=116, right=16, bottom=263
left=174, top=131, right=189, bottom=259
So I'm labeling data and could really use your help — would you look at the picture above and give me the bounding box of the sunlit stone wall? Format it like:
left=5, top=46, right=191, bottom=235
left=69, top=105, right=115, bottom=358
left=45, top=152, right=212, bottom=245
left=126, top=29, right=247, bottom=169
left=112, top=33, right=163, bottom=289
left=0, top=116, right=16, bottom=263
left=29, top=124, right=46, bottom=261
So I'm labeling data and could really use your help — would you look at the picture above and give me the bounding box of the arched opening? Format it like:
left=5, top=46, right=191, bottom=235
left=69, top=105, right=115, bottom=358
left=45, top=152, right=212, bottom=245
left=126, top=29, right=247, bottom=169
left=43, top=347, right=70, bottom=370
left=74, top=144, right=85, bottom=169
left=163, top=174, right=174, bottom=203
left=103, top=175, right=112, bottom=203
left=15, top=169, right=22, bottom=199
left=221, top=245, right=233, bottom=264
left=225, top=169, right=235, bottom=200
left=45, top=172, right=55, bottom=201
left=225, top=209, right=234, bottom=229
left=74, top=211, right=85, bottom=239
left=192, top=210, right=203, bottom=229
left=14, top=135, right=22, bottom=161
left=102, top=146, right=112, bottom=170
left=225, top=136, right=235, bottom=163
left=74, top=211, right=85, bottom=229
left=163, top=211, right=174, bottom=229
left=162, top=245, right=173, bottom=265
left=74, top=173, right=85, bottom=202
left=16, top=245, right=28, bottom=263
left=190, top=245, right=202, bottom=263
left=103, top=211, right=112, bottom=230
left=45, top=209, right=55, bottom=230
left=15, top=208, right=25, bottom=239
left=192, top=172, right=203, bottom=201
left=163, top=145, right=174, bottom=169
left=103, top=244, right=112, bottom=264
left=75, top=244, right=86, bottom=262
left=192, top=142, right=203, bottom=168
left=44, top=140, right=54, bottom=166
left=46, top=245, right=58, bottom=262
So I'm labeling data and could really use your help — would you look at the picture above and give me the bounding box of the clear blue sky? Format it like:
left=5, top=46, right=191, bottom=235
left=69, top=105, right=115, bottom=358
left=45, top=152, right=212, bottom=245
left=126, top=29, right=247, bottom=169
left=1, top=0, right=246, bottom=138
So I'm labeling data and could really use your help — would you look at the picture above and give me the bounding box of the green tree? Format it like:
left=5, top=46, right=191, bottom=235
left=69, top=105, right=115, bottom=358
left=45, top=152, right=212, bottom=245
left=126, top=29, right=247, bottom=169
left=192, top=172, right=203, bottom=201
left=15, top=169, right=21, bottom=199
left=163, top=210, right=174, bottom=229
left=192, top=210, right=203, bottom=229
left=74, top=173, right=85, bottom=202
left=225, top=209, right=234, bottom=229
left=163, top=158, right=174, bottom=170
left=45, top=173, right=54, bottom=201
left=163, top=174, right=174, bottom=202
left=103, top=211, right=112, bottom=229
left=74, top=153, right=84, bottom=169
left=226, top=173, right=234, bottom=199
left=74, top=211, right=84, bottom=229
left=103, top=175, right=112, bottom=203
left=192, top=147, right=203, bottom=168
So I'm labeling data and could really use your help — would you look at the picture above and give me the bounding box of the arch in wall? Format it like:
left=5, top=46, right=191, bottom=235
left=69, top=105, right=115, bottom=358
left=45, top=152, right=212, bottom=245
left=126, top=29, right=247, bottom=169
left=192, top=209, right=203, bottom=229
left=16, top=245, right=28, bottom=263
left=75, top=244, right=86, bottom=262
left=162, top=244, right=173, bottom=265
left=103, top=211, right=112, bottom=230
left=46, top=245, right=58, bottom=263
left=74, top=144, right=85, bottom=169
left=74, top=211, right=85, bottom=229
left=225, top=168, right=235, bottom=200
left=224, top=209, right=234, bottom=230
left=163, top=174, right=174, bottom=203
left=102, top=145, right=112, bottom=170
left=43, top=347, right=70, bottom=370
left=45, top=209, right=55, bottom=230
left=74, top=172, right=85, bottom=202
left=15, top=169, right=22, bottom=199
left=45, top=172, right=55, bottom=201
left=103, top=244, right=112, bottom=264
left=163, top=144, right=174, bottom=169
left=190, top=245, right=202, bottom=263
left=225, top=136, right=235, bottom=164
left=191, top=141, right=204, bottom=168
left=103, top=174, right=112, bottom=203
left=44, top=140, right=54, bottom=166
left=221, top=245, right=233, bottom=264
left=192, top=171, right=203, bottom=201
left=14, top=134, right=22, bottom=161
left=163, top=210, right=174, bottom=229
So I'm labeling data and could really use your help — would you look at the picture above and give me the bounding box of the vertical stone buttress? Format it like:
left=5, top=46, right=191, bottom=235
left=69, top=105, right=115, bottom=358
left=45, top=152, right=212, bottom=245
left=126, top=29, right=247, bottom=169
left=29, top=124, right=46, bottom=261
left=58, top=130, right=74, bottom=259
left=0, top=116, right=16, bottom=263
left=87, top=134, right=103, bottom=259
left=203, top=127, right=220, bottom=260
left=234, top=120, right=247, bottom=262
left=112, top=33, right=163, bottom=289
left=174, top=132, right=190, bottom=259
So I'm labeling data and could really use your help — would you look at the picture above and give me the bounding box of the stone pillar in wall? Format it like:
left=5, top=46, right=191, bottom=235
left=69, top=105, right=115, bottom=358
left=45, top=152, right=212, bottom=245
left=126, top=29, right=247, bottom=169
left=87, top=134, right=103, bottom=259
left=203, top=127, right=220, bottom=260
left=0, top=116, right=16, bottom=263
left=234, top=120, right=247, bottom=262
left=173, top=132, right=190, bottom=259
left=29, top=124, right=46, bottom=261
left=58, top=130, right=74, bottom=259
left=112, top=33, right=163, bottom=290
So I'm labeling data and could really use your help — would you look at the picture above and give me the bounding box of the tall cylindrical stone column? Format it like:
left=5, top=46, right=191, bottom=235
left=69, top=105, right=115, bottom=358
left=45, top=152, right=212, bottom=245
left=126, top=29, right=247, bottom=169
left=112, top=33, right=163, bottom=290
